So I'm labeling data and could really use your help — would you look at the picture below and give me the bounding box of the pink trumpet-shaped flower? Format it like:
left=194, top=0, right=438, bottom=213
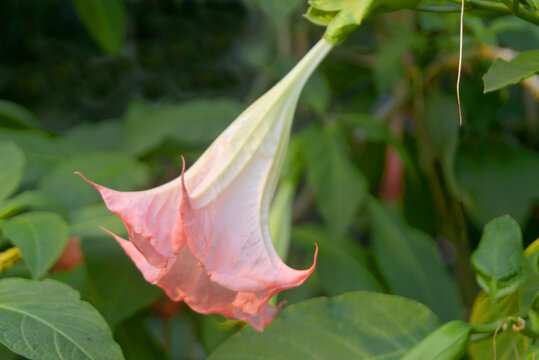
left=78, top=38, right=333, bottom=331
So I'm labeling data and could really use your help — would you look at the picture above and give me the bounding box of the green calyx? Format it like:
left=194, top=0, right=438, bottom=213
left=305, top=0, right=420, bottom=44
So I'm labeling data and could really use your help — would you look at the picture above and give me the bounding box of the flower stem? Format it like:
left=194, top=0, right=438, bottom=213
left=0, top=247, right=22, bottom=274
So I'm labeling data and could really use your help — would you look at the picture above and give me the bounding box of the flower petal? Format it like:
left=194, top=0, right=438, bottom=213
left=76, top=172, right=185, bottom=268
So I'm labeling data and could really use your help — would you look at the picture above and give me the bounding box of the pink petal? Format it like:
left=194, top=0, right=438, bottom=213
left=154, top=243, right=281, bottom=332
left=180, top=151, right=318, bottom=299
left=75, top=172, right=186, bottom=268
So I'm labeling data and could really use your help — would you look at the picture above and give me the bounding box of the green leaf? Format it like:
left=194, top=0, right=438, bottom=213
left=0, top=278, right=123, bottom=360
left=483, top=50, right=539, bottom=92
left=455, top=142, right=539, bottom=227
left=299, top=71, right=331, bottom=116
left=292, top=225, right=381, bottom=295
left=525, top=346, right=539, bottom=360
left=0, top=344, right=17, bottom=360
left=114, top=314, right=167, bottom=360
left=0, top=212, right=69, bottom=279
left=82, top=236, right=161, bottom=328
left=368, top=199, right=462, bottom=322
left=402, top=321, right=471, bottom=360
left=71, top=0, right=126, bottom=55
left=39, top=152, right=148, bottom=211
left=302, top=125, right=368, bottom=240
left=521, top=238, right=539, bottom=306
left=122, top=99, right=242, bottom=157
left=0, top=129, right=79, bottom=187
left=0, top=141, right=25, bottom=203
left=0, top=100, right=40, bottom=129
left=342, top=114, right=415, bottom=175
left=0, top=191, right=63, bottom=219
left=209, top=292, right=439, bottom=360
left=269, top=181, right=295, bottom=261
left=69, top=203, right=126, bottom=238
left=471, top=215, right=525, bottom=298
left=469, top=291, right=527, bottom=360
left=248, top=0, right=303, bottom=23
left=66, top=121, right=125, bottom=152
left=373, top=31, right=425, bottom=92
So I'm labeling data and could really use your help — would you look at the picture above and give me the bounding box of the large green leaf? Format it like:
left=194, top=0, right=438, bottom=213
left=209, top=292, right=439, bottom=359
left=455, top=141, right=539, bottom=227
left=39, top=152, right=148, bottom=211
left=292, top=225, right=381, bottom=296
left=368, top=199, right=462, bottom=322
left=0, top=278, right=123, bottom=360
left=0, top=141, right=25, bottom=203
left=471, top=215, right=525, bottom=298
left=302, top=125, right=367, bottom=240
left=483, top=50, right=539, bottom=92
left=0, top=100, right=40, bottom=129
left=0, top=212, right=69, bottom=279
left=71, top=0, right=126, bottom=55
left=122, top=99, right=242, bottom=157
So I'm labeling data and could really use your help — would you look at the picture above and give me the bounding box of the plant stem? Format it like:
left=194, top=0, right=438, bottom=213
left=0, top=247, right=22, bottom=274
left=447, top=0, right=512, bottom=13
left=447, top=0, right=539, bottom=25
left=416, top=5, right=471, bottom=13
left=411, top=68, right=478, bottom=309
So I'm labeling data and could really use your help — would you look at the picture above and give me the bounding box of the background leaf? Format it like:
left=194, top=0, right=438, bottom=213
left=71, top=0, right=126, bottom=55
left=455, top=142, right=539, bottom=227
left=122, top=99, right=242, bottom=157
left=368, top=198, right=462, bottom=322
left=0, top=278, right=123, bottom=360
left=0, top=141, right=25, bottom=202
left=0, top=212, right=69, bottom=279
left=292, top=225, right=382, bottom=295
left=302, top=125, right=368, bottom=240
left=209, top=292, right=439, bottom=360
left=82, top=236, right=162, bottom=328
left=483, top=49, right=539, bottom=92
left=0, top=100, right=40, bottom=129
left=39, top=152, right=149, bottom=211
left=471, top=215, right=525, bottom=298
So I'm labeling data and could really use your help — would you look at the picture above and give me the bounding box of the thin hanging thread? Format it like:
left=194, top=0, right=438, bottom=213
left=457, top=0, right=465, bottom=126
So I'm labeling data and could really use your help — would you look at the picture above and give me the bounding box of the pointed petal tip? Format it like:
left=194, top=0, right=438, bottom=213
left=74, top=171, right=104, bottom=192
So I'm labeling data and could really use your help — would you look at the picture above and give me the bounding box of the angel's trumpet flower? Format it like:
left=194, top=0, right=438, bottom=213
left=79, top=38, right=332, bottom=331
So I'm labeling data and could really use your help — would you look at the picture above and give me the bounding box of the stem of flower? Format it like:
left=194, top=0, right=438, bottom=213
left=0, top=247, right=22, bottom=274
